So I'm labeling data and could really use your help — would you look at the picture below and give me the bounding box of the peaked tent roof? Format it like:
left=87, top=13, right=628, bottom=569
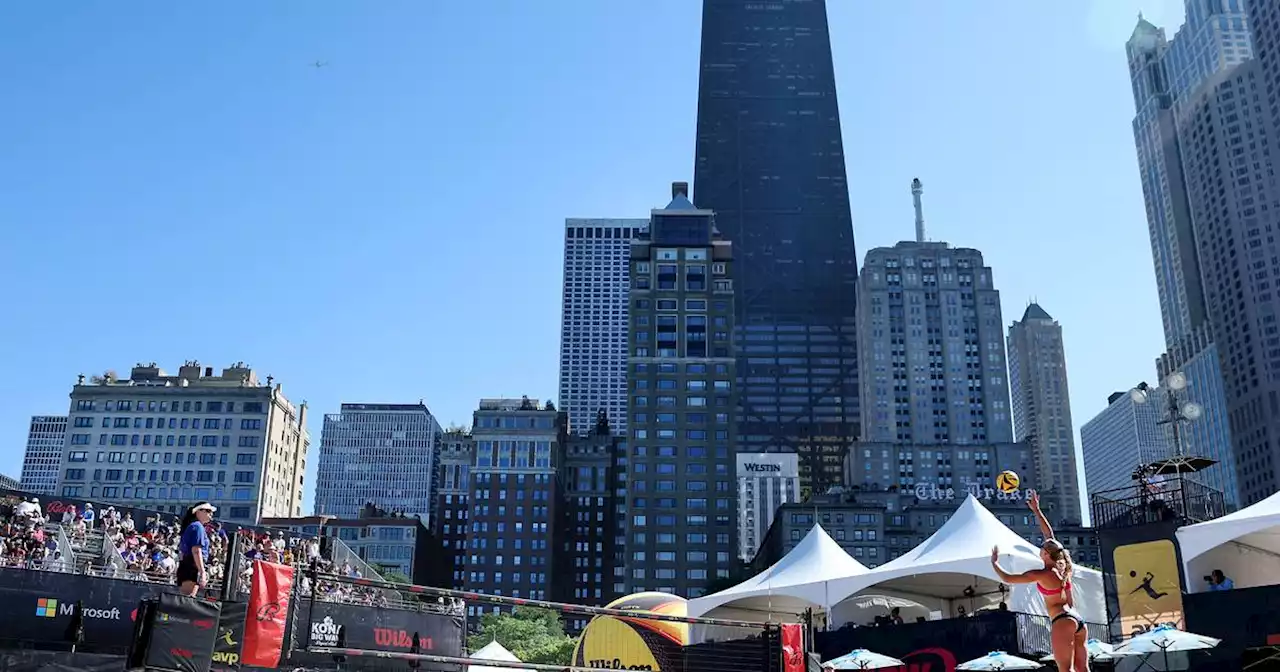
left=1176, top=489, right=1280, bottom=562
left=468, top=640, right=523, bottom=672
left=686, top=524, right=869, bottom=618
left=824, top=495, right=1106, bottom=623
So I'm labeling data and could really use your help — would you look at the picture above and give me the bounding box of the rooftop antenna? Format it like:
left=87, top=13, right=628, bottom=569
left=912, top=178, right=926, bottom=243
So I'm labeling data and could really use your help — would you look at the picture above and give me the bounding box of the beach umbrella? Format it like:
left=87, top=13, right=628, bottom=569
left=823, top=649, right=906, bottom=670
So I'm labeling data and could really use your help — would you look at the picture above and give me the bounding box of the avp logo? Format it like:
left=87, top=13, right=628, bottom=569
left=35, top=598, right=121, bottom=621
left=213, top=626, right=240, bottom=666
left=743, top=463, right=782, bottom=473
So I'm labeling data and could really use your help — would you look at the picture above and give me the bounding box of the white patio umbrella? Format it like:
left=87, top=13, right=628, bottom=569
left=823, top=649, right=905, bottom=670
left=1038, top=638, right=1137, bottom=663
left=1113, top=624, right=1222, bottom=670
left=956, top=651, right=1042, bottom=671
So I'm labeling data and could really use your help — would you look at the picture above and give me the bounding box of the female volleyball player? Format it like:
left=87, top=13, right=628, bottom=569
left=176, top=502, right=216, bottom=597
left=989, top=492, right=1088, bottom=672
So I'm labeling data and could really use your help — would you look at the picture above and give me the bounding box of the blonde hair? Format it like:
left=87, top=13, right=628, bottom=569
left=1043, top=539, right=1072, bottom=577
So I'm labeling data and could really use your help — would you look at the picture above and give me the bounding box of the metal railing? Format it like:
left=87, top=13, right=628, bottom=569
left=97, top=530, right=128, bottom=578
left=1015, top=612, right=1108, bottom=656
left=1089, top=476, right=1226, bottom=529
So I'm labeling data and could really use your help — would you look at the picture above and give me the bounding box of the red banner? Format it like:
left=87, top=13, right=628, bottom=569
left=781, top=623, right=805, bottom=672
left=241, top=560, right=295, bottom=669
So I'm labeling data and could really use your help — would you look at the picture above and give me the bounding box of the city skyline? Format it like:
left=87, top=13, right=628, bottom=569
left=1, top=2, right=1204, bottom=513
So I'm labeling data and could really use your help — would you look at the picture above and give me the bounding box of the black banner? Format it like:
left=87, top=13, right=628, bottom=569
left=814, top=612, right=1020, bottom=672
left=0, top=567, right=465, bottom=670
left=1182, top=584, right=1280, bottom=671
left=212, top=600, right=247, bottom=670
left=144, top=593, right=222, bottom=672
left=0, top=567, right=155, bottom=653
left=299, top=599, right=465, bottom=657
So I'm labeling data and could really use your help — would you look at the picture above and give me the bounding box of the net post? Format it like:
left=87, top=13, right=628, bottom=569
left=219, top=529, right=243, bottom=602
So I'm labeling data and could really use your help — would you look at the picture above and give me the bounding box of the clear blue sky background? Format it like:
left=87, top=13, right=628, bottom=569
left=0, top=0, right=1189, bottom=514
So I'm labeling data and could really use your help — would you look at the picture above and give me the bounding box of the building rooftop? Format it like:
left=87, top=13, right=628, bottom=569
left=1021, top=302, right=1053, bottom=322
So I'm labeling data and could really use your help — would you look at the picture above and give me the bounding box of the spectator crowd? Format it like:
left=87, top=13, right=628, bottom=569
left=0, top=493, right=393, bottom=608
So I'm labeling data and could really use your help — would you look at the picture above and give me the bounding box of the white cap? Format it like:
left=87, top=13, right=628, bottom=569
left=193, top=502, right=217, bottom=513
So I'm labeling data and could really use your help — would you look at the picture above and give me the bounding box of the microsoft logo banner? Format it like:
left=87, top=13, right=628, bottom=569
left=35, top=598, right=58, bottom=618
left=33, top=597, right=122, bottom=620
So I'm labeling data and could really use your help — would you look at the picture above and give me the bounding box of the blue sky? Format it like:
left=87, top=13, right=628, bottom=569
left=0, top=0, right=1188, bottom=513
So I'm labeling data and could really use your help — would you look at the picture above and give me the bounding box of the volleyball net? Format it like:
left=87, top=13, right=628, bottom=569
left=290, top=568, right=790, bottom=672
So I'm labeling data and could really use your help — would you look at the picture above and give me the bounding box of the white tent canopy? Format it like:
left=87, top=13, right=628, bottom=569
left=1176, top=489, right=1280, bottom=593
left=687, top=524, right=869, bottom=620
left=825, top=495, right=1106, bottom=625
left=468, top=640, right=523, bottom=672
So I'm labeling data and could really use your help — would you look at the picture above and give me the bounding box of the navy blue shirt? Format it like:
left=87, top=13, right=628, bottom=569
left=179, top=521, right=210, bottom=562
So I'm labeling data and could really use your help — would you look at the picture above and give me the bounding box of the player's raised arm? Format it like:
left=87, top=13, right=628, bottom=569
left=1028, top=491, right=1054, bottom=541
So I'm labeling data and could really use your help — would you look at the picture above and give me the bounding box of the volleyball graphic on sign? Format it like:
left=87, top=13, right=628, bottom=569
left=572, top=592, right=689, bottom=671
left=996, top=470, right=1020, bottom=493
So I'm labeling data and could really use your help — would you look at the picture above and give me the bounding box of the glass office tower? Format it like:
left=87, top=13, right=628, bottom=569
left=692, top=0, right=860, bottom=495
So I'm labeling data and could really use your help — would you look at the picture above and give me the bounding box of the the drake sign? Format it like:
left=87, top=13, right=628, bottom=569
left=913, top=482, right=1029, bottom=502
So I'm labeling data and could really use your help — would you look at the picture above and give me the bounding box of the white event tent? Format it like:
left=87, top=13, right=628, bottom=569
left=1176, top=489, right=1280, bottom=593
left=686, top=524, right=869, bottom=626
left=467, top=640, right=524, bottom=672
left=824, top=495, right=1106, bottom=626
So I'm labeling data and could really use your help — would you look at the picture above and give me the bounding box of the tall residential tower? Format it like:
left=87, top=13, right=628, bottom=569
left=624, top=182, right=737, bottom=598
left=693, top=0, right=860, bottom=495
left=314, top=402, right=442, bottom=521
left=1007, top=304, right=1082, bottom=524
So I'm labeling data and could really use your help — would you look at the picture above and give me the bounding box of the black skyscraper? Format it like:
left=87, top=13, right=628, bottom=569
left=693, top=0, right=859, bottom=494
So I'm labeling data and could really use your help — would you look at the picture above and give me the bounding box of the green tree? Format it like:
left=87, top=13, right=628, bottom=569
left=467, top=606, right=576, bottom=666
left=378, top=569, right=412, bottom=585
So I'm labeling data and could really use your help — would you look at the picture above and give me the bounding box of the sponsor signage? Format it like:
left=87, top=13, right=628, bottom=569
left=0, top=566, right=465, bottom=665
left=211, top=601, right=246, bottom=670
left=912, top=482, right=1029, bottom=502
left=36, top=598, right=123, bottom=621
left=310, top=615, right=341, bottom=647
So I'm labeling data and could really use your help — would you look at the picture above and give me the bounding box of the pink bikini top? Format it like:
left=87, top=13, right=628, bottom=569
left=1037, top=581, right=1071, bottom=596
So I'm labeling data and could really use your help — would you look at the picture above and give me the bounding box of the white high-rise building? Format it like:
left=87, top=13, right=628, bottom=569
left=22, top=415, right=67, bottom=495
left=736, top=452, right=800, bottom=562
left=313, top=402, right=442, bottom=521
left=1007, top=303, right=1083, bottom=525
left=559, top=218, right=647, bottom=436
left=1081, top=388, right=1169, bottom=496
left=56, top=361, right=310, bottom=523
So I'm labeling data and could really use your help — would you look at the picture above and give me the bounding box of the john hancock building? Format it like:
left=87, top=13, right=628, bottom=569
left=694, top=0, right=861, bottom=494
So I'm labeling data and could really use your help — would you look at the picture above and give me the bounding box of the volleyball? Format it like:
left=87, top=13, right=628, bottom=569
left=996, top=470, right=1020, bottom=493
